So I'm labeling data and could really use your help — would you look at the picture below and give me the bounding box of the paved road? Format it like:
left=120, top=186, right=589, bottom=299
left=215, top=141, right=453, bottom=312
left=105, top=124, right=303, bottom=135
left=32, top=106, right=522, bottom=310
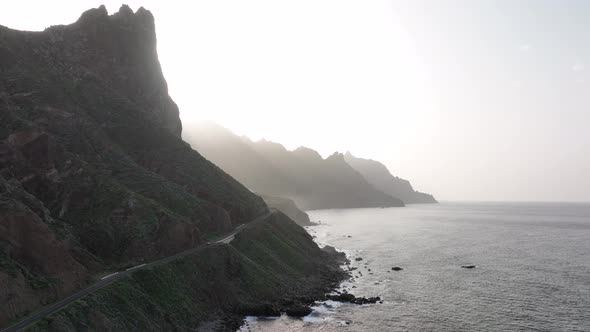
left=1, top=211, right=273, bottom=332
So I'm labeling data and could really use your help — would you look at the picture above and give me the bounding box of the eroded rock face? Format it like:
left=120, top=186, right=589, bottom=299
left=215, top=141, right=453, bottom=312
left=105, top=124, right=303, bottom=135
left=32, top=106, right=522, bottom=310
left=47, top=5, right=182, bottom=137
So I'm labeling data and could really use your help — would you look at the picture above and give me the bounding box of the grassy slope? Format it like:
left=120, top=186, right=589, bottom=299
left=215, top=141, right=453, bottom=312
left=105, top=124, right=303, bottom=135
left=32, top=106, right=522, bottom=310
left=27, top=213, right=345, bottom=331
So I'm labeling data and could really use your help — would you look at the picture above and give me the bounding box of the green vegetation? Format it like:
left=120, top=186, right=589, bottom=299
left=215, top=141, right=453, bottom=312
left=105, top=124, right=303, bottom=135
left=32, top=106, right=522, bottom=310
left=27, top=213, right=345, bottom=331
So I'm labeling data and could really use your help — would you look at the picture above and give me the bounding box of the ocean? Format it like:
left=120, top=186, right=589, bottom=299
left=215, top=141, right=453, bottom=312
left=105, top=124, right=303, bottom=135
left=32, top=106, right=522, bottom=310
left=239, top=202, right=590, bottom=331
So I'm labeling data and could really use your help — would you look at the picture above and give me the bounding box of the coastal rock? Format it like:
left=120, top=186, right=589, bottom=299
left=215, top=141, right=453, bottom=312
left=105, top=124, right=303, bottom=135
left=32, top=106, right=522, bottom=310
left=235, top=303, right=281, bottom=317
left=284, top=305, right=312, bottom=317
left=326, top=293, right=381, bottom=305
left=321, top=245, right=348, bottom=264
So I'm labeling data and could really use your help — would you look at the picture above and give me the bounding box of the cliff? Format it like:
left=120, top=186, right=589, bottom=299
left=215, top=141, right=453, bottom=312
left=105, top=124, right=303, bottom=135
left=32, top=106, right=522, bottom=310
left=184, top=122, right=404, bottom=210
left=0, top=5, right=291, bottom=327
left=344, top=151, right=437, bottom=204
left=260, top=194, right=313, bottom=226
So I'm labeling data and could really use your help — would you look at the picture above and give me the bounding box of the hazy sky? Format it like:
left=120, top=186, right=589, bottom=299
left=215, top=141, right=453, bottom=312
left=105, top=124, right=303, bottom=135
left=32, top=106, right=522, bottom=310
left=2, top=1, right=589, bottom=202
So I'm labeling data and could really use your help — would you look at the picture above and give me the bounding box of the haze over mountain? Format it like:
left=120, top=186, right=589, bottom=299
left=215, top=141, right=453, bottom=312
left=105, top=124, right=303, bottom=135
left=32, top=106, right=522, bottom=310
left=0, top=6, right=345, bottom=329
left=184, top=122, right=416, bottom=210
left=344, top=152, right=436, bottom=204
left=259, top=194, right=313, bottom=226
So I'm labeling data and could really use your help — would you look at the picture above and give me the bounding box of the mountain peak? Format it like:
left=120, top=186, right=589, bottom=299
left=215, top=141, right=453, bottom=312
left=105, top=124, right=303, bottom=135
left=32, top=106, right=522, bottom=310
left=293, top=146, right=323, bottom=160
left=47, top=5, right=182, bottom=137
left=118, top=4, right=134, bottom=16
left=327, top=152, right=345, bottom=161
left=76, top=5, right=109, bottom=24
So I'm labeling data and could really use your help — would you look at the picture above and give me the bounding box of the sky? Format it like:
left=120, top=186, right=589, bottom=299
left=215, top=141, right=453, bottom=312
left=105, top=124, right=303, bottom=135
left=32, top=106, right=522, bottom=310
left=1, top=1, right=589, bottom=202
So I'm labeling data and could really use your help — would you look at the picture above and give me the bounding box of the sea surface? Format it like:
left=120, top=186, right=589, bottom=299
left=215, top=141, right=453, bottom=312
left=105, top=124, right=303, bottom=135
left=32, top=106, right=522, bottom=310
left=239, top=202, right=590, bottom=331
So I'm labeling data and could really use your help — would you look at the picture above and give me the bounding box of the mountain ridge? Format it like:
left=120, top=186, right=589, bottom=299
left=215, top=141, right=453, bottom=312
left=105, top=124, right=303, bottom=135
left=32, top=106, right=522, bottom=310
left=185, top=122, right=404, bottom=210
left=344, top=151, right=437, bottom=204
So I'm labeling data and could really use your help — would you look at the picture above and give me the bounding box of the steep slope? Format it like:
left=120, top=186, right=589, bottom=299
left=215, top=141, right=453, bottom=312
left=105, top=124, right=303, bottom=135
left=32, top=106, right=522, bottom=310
left=183, top=122, right=291, bottom=195
left=260, top=194, right=313, bottom=226
left=344, top=151, right=437, bottom=204
left=0, top=6, right=270, bottom=327
left=185, top=123, right=403, bottom=210
left=27, top=212, right=346, bottom=331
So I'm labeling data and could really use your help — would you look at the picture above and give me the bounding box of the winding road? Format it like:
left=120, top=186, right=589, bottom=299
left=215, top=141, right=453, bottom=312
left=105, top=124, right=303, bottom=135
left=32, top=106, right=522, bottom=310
left=1, top=211, right=273, bottom=332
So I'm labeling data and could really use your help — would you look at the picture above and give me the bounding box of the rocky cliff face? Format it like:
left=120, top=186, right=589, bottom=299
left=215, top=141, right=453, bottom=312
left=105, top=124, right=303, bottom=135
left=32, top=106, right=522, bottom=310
left=0, top=6, right=269, bottom=326
left=344, top=152, right=437, bottom=204
left=185, top=122, right=404, bottom=210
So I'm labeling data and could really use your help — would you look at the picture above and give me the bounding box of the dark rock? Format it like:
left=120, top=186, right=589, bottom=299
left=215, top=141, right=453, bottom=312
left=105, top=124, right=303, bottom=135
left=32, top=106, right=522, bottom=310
left=326, top=294, right=381, bottom=305
left=321, top=245, right=347, bottom=264
left=284, top=305, right=312, bottom=317
left=235, top=303, right=281, bottom=317
left=355, top=257, right=363, bottom=261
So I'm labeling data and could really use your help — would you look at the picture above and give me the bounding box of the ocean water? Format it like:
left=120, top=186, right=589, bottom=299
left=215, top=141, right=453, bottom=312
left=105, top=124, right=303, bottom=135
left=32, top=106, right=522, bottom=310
left=239, top=202, right=590, bottom=331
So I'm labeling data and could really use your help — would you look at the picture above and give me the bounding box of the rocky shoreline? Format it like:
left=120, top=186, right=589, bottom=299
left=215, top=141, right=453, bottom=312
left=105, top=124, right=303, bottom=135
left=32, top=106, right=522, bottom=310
left=236, top=226, right=385, bottom=330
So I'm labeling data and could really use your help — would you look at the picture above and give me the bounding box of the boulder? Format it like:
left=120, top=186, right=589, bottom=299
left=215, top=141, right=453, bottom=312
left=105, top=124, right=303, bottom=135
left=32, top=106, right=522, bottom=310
left=284, top=305, right=312, bottom=317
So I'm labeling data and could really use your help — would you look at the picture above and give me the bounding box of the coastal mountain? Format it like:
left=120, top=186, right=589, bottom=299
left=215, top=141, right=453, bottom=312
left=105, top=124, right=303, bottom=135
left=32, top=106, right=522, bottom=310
left=184, top=122, right=404, bottom=210
left=0, top=6, right=344, bottom=329
left=344, top=152, right=437, bottom=204
left=260, top=194, right=313, bottom=226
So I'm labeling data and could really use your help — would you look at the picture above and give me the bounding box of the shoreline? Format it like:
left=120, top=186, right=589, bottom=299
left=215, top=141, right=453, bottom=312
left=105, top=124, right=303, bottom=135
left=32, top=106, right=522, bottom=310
left=236, top=221, right=381, bottom=330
